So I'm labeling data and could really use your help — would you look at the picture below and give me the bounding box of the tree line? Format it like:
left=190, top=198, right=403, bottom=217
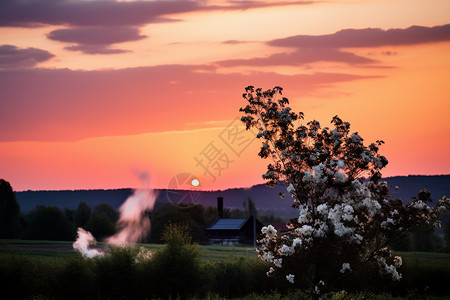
left=0, top=179, right=284, bottom=243
left=1, top=178, right=449, bottom=250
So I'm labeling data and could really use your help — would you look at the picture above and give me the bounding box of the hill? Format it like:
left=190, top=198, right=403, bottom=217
left=15, top=175, right=450, bottom=219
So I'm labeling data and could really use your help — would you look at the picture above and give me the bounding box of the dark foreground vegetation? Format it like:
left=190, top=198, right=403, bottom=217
left=1, top=226, right=450, bottom=300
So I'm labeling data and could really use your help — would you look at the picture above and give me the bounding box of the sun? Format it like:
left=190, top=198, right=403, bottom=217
left=191, top=178, right=200, bottom=187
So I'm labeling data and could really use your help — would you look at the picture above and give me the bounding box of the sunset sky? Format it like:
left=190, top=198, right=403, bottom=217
left=1, top=0, right=449, bottom=192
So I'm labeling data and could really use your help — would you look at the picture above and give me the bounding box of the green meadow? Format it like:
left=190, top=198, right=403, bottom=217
left=0, top=239, right=258, bottom=261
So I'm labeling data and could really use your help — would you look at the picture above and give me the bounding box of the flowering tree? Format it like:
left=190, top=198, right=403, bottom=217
left=240, top=86, right=449, bottom=297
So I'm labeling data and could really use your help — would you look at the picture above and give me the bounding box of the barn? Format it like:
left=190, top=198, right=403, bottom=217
left=207, top=197, right=264, bottom=245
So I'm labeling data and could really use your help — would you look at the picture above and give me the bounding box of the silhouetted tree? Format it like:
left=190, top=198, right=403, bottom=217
left=85, top=213, right=115, bottom=240
left=74, top=201, right=91, bottom=229
left=0, top=179, right=21, bottom=238
left=411, top=227, right=437, bottom=252
left=23, top=205, right=74, bottom=241
left=93, top=203, right=119, bottom=224
left=64, top=207, right=75, bottom=225
left=151, top=223, right=202, bottom=299
left=243, top=197, right=257, bottom=217
left=444, top=215, right=450, bottom=249
left=150, top=203, right=209, bottom=243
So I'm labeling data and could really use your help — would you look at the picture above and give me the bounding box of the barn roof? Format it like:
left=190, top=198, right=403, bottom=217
left=207, top=218, right=248, bottom=230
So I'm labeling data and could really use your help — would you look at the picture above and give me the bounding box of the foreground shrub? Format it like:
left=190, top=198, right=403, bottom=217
left=202, top=257, right=275, bottom=298
left=150, top=223, right=202, bottom=299
left=51, top=255, right=96, bottom=300
left=1, top=248, right=450, bottom=299
left=95, top=247, right=140, bottom=299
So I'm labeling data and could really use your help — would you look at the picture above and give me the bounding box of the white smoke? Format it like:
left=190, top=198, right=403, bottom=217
left=73, top=228, right=105, bottom=258
left=73, top=177, right=158, bottom=258
left=106, top=188, right=157, bottom=246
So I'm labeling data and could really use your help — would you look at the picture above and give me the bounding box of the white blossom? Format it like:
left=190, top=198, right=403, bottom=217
left=361, top=152, right=371, bottom=163
left=362, top=197, right=381, bottom=217
left=334, top=171, right=347, bottom=183
left=340, top=263, right=351, bottom=273
left=261, top=251, right=274, bottom=263
left=313, top=221, right=328, bottom=238
left=286, top=274, right=295, bottom=284
left=273, top=258, right=283, bottom=268
left=298, top=205, right=311, bottom=224
left=394, top=256, right=402, bottom=268
left=377, top=257, right=402, bottom=281
left=333, top=222, right=354, bottom=237
left=337, top=160, right=345, bottom=169
left=317, top=204, right=328, bottom=215
left=299, top=225, right=314, bottom=237
left=331, top=129, right=341, bottom=139
left=411, top=200, right=427, bottom=210
left=351, top=134, right=363, bottom=144
left=312, top=163, right=327, bottom=183
left=286, top=183, right=295, bottom=194
left=279, top=244, right=295, bottom=256
left=342, top=205, right=354, bottom=221
left=261, top=225, right=277, bottom=237
left=303, top=171, right=313, bottom=182
left=350, top=233, right=363, bottom=244
left=381, top=218, right=396, bottom=229
left=292, top=237, right=302, bottom=248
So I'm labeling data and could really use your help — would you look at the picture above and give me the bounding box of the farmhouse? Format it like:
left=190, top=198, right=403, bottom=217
left=207, top=197, right=264, bottom=245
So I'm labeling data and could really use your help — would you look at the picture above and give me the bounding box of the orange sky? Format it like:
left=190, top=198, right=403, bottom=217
left=0, top=0, right=449, bottom=191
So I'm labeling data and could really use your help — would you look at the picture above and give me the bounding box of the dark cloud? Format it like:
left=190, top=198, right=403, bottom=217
left=216, top=24, right=450, bottom=68
left=47, top=26, right=146, bottom=54
left=0, top=45, right=54, bottom=69
left=48, top=26, right=146, bottom=45
left=0, top=0, right=315, bottom=28
left=64, top=45, right=129, bottom=55
left=269, top=24, right=450, bottom=48
left=216, top=48, right=377, bottom=67
left=0, top=0, right=199, bottom=27
left=0, top=65, right=374, bottom=142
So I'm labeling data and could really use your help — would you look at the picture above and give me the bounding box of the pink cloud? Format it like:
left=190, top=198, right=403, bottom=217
left=0, top=65, right=374, bottom=142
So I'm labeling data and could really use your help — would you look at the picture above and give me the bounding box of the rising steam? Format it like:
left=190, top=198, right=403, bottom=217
left=73, top=228, right=105, bottom=258
left=106, top=188, right=157, bottom=245
left=73, top=179, right=158, bottom=258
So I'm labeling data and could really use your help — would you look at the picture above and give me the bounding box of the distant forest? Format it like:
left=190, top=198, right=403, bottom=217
left=15, top=175, right=450, bottom=217
left=2, top=176, right=450, bottom=251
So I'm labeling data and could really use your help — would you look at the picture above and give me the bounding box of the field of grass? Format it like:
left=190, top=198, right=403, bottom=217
left=0, top=239, right=259, bottom=262
left=3, top=239, right=450, bottom=263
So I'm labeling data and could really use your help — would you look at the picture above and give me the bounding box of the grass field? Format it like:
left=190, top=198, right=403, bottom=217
left=0, top=239, right=259, bottom=261
left=3, top=239, right=450, bottom=263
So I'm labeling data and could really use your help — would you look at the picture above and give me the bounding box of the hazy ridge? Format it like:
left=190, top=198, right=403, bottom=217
left=15, top=175, right=450, bottom=219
